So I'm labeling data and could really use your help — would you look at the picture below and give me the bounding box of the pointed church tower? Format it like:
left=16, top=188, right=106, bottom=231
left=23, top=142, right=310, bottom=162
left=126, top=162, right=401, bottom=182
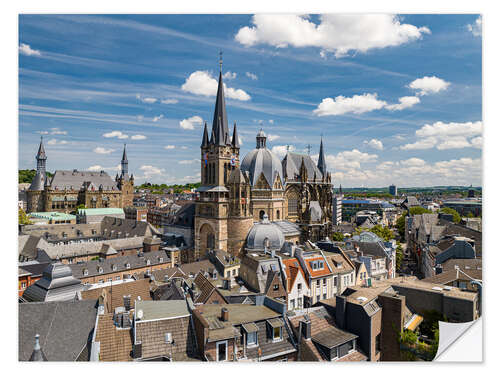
left=121, top=143, right=129, bottom=178
left=29, top=334, right=47, bottom=361
left=195, top=53, right=243, bottom=259
left=317, top=137, right=327, bottom=177
left=117, top=144, right=134, bottom=208
left=27, top=137, right=48, bottom=213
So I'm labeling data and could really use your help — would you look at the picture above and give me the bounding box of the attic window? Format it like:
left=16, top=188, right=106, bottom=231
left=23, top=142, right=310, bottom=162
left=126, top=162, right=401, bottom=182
left=112, top=265, right=117, bottom=271
left=83, top=269, right=88, bottom=276
left=98, top=267, right=103, bottom=274
left=159, top=257, right=163, bottom=263
left=126, top=263, right=130, bottom=269
left=146, top=259, right=151, bottom=266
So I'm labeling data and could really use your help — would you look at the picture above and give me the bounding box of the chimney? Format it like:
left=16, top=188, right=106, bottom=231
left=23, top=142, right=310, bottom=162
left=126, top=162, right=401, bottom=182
left=335, top=295, right=347, bottom=329
left=133, top=341, right=142, bottom=359
left=300, top=317, right=311, bottom=340
left=123, top=295, right=131, bottom=311
left=221, top=307, right=229, bottom=322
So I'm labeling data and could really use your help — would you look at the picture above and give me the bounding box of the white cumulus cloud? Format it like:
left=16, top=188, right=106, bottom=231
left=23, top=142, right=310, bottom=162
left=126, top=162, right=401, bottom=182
left=314, top=93, right=387, bottom=116
left=267, top=134, right=280, bottom=142
left=164, top=145, right=176, bottom=150
left=47, top=139, right=68, bottom=145
left=181, top=71, right=251, bottom=101
left=271, top=145, right=295, bottom=158
left=161, top=98, right=178, bottom=104
left=131, top=134, right=147, bottom=140
left=139, top=165, right=165, bottom=179
left=88, top=165, right=104, bottom=172
left=364, top=139, right=384, bottom=150
left=180, top=115, right=203, bottom=130
left=223, top=71, right=237, bottom=80
left=467, top=17, right=482, bottom=37
left=19, top=43, right=41, bottom=56
left=246, top=72, right=258, bottom=80
left=103, top=130, right=128, bottom=139
left=400, top=121, right=482, bottom=150
left=50, top=127, right=67, bottom=135
left=408, top=76, right=450, bottom=96
left=152, top=114, right=164, bottom=122
left=235, top=14, right=430, bottom=58
left=386, top=96, right=420, bottom=111
left=93, top=147, right=115, bottom=154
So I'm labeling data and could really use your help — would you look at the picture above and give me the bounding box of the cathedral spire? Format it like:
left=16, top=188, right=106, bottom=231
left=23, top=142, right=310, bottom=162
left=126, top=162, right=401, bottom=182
left=211, top=57, right=229, bottom=146
left=201, top=122, right=209, bottom=148
left=231, top=121, right=240, bottom=148
left=121, top=144, right=128, bottom=176
left=317, top=137, right=327, bottom=176
left=36, top=136, right=47, bottom=173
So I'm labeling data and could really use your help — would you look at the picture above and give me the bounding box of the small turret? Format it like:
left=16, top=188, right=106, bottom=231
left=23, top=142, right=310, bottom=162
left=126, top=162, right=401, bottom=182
left=317, top=137, right=327, bottom=177
left=231, top=121, right=240, bottom=148
left=201, top=122, right=209, bottom=148
left=29, top=334, right=47, bottom=361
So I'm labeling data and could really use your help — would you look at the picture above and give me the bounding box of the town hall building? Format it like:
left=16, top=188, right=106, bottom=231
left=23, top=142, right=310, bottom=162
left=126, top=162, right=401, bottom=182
left=26, top=141, right=134, bottom=213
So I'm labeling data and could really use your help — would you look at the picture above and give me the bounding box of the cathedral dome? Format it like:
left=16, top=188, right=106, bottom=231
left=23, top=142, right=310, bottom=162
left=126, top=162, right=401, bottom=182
left=240, top=130, right=284, bottom=188
left=246, top=214, right=285, bottom=251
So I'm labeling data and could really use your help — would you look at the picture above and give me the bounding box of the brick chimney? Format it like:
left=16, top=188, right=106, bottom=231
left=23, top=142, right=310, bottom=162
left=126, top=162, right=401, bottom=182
left=221, top=307, right=229, bottom=322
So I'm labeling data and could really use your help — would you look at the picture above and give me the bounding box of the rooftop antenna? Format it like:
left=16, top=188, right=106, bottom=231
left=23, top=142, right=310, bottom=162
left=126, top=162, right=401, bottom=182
left=219, top=50, right=223, bottom=73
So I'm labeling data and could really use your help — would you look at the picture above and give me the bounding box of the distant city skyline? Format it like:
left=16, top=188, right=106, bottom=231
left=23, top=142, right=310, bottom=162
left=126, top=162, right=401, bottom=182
left=19, top=14, right=482, bottom=187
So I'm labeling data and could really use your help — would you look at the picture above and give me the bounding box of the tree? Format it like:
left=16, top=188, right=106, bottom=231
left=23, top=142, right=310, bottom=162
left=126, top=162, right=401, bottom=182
left=396, top=242, right=403, bottom=271
left=409, top=207, right=432, bottom=215
left=439, top=207, right=461, bottom=223
left=19, top=208, right=32, bottom=225
left=355, top=224, right=394, bottom=242
left=76, top=204, right=86, bottom=210
left=396, top=210, right=408, bottom=240
left=331, top=232, right=344, bottom=241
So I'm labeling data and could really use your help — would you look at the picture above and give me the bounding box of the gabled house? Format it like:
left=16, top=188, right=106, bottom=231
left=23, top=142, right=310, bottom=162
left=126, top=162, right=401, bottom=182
left=288, top=307, right=367, bottom=362
left=281, top=258, right=309, bottom=311
left=192, top=302, right=296, bottom=362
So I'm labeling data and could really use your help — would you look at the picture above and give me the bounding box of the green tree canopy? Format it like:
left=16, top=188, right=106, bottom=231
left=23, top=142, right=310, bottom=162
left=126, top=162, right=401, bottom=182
left=19, top=208, right=32, bottom=225
left=409, top=206, right=432, bottom=215
left=439, top=207, right=461, bottom=223
left=331, top=232, right=344, bottom=241
left=355, top=224, right=394, bottom=242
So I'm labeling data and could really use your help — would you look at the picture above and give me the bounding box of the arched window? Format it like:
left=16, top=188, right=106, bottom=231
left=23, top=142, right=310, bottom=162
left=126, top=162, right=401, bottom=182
left=207, top=233, right=215, bottom=249
left=276, top=210, right=280, bottom=220
left=259, top=210, right=266, bottom=220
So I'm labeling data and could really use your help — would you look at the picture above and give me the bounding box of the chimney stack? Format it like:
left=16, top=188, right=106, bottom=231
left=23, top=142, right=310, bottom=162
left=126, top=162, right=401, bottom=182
left=300, top=317, right=311, bottom=340
left=221, top=307, right=229, bottom=322
left=123, top=295, right=131, bottom=311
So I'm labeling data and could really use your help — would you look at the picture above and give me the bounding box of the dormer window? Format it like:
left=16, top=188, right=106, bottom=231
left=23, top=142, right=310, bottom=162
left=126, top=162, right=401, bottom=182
left=98, top=267, right=103, bottom=274
left=159, top=257, right=163, bottom=263
left=126, top=263, right=130, bottom=269
left=146, top=259, right=151, bottom=266
left=112, top=264, right=117, bottom=271
left=267, top=318, right=284, bottom=342
left=83, top=269, right=88, bottom=276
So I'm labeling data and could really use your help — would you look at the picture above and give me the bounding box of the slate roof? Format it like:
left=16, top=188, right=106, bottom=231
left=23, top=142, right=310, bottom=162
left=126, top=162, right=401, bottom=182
left=22, top=262, right=82, bottom=302
left=19, top=299, right=98, bottom=361
left=442, top=258, right=482, bottom=272
left=246, top=216, right=285, bottom=251
left=192, top=272, right=228, bottom=304
left=80, top=279, right=152, bottom=312
left=135, top=300, right=199, bottom=361
left=152, top=281, right=185, bottom=301
left=70, top=250, right=170, bottom=279
left=49, top=170, right=119, bottom=191
left=282, top=152, right=323, bottom=181
left=95, top=312, right=134, bottom=361
left=179, top=259, right=214, bottom=277
left=241, top=146, right=284, bottom=187
left=422, top=269, right=482, bottom=285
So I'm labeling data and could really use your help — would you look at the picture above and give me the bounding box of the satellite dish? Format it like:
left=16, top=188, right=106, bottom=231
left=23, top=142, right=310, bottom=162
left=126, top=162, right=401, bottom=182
left=137, top=309, right=143, bottom=320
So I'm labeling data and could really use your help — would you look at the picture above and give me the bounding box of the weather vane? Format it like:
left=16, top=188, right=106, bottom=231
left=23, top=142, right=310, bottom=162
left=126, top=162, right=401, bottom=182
left=219, top=50, right=223, bottom=72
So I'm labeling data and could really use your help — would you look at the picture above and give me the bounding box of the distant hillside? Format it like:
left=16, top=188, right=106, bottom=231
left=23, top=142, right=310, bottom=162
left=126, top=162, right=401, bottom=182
left=19, top=169, right=53, bottom=184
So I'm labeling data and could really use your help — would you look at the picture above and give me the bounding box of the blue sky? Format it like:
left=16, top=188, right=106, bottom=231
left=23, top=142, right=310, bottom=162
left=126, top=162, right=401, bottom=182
left=19, top=14, right=482, bottom=187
